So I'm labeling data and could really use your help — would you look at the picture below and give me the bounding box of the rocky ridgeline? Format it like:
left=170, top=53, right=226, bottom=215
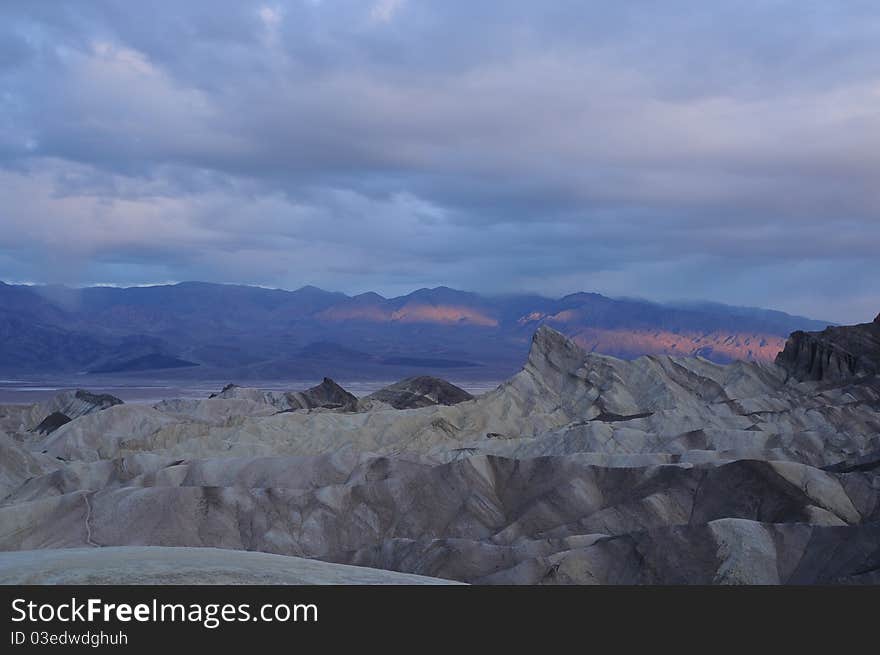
left=358, top=376, right=474, bottom=410
left=0, top=389, right=125, bottom=437
left=0, top=319, right=878, bottom=584
left=209, top=378, right=361, bottom=412
left=775, top=314, right=880, bottom=382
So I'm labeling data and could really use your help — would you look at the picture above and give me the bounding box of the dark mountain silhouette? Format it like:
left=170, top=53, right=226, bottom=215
left=0, top=281, right=831, bottom=378
left=361, top=377, right=474, bottom=409
left=88, top=354, right=199, bottom=374
left=776, top=313, right=880, bottom=382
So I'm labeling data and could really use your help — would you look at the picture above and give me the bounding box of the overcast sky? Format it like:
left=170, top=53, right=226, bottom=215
left=1, top=1, right=879, bottom=322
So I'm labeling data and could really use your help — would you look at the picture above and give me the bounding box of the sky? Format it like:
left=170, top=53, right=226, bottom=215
left=1, top=1, right=879, bottom=323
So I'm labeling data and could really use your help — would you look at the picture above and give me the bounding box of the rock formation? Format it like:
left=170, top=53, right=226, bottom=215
left=287, top=377, right=360, bottom=412
left=31, top=390, right=123, bottom=427
left=211, top=378, right=359, bottom=413
left=0, top=433, right=54, bottom=498
left=359, top=376, right=474, bottom=410
left=776, top=315, right=880, bottom=382
left=0, top=320, right=878, bottom=584
left=0, top=389, right=124, bottom=437
left=33, top=411, right=73, bottom=435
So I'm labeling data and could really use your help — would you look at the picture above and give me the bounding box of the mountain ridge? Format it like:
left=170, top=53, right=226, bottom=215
left=0, top=280, right=834, bottom=377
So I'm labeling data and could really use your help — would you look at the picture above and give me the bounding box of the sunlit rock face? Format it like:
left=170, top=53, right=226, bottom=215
left=569, top=328, right=786, bottom=363
left=1, top=322, right=878, bottom=585
left=316, top=287, right=499, bottom=326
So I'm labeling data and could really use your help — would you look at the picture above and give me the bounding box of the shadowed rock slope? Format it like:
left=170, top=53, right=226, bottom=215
left=1, top=320, right=878, bottom=585
left=776, top=313, right=880, bottom=382
left=359, top=376, right=473, bottom=410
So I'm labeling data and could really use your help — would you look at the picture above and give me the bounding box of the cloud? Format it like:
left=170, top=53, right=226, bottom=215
left=369, top=0, right=406, bottom=24
left=0, top=1, right=878, bottom=322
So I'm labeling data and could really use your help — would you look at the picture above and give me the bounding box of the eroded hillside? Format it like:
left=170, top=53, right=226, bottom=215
left=1, top=322, right=878, bottom=584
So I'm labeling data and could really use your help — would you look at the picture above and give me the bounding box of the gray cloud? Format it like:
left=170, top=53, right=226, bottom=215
left=0, top=1, right=878, bottom=322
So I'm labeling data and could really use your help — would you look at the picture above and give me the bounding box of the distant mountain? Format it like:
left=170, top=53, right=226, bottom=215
left=88, top=354, right=199, bottom=374
left=0, top=281, right=832, bottom=378
left=317, top=286, right=498, bottom=326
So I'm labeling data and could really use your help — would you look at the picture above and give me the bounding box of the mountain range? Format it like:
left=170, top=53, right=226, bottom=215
left=0, top=280, right=831, bottom=379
